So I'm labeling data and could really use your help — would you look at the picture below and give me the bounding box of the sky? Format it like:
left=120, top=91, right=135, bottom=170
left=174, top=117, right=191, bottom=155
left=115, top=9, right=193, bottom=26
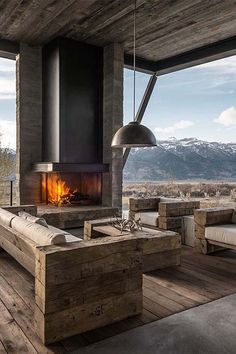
left=124, top=55, right=236, bottom=143
left=0, top=54, right=236, bottom=150
left=0, top=57, right=16, bottom=149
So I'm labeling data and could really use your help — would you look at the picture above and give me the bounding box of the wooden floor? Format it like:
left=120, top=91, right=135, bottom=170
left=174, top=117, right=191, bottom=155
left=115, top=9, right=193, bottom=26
left=0, top=247, right=236, bottom=353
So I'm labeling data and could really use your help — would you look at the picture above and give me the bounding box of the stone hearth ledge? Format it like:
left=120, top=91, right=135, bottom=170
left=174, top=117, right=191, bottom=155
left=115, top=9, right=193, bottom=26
left=37, top=205, right=119, bottom=229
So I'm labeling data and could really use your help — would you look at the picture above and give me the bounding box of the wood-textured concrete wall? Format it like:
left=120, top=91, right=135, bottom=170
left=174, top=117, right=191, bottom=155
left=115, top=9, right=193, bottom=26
left=103, top=43, right=124, bottom=211
left=16, top=43, right=42, bottom=205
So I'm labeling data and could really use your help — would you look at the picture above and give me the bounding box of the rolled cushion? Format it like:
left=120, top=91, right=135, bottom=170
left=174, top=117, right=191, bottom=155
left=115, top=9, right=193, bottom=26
left=11, top=216, right=66, bottom=246
left=18, top=211, right=48, bottom=228
left=205, top=224, right=236, bottom=247
left=0, top=208, right=16, bottom=227
left=65, top=234, right=83, bottom=243
left=135, top=211, right=159, bottom=227
left=232, top=210, right=236, bottom=224
left=48, top=225, right=82, bottom=243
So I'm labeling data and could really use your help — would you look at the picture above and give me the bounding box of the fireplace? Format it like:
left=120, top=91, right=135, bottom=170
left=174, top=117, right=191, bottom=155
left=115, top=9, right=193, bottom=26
left=41, top=172, right=102, bottom=206
left=33, top=39, right=110, bottom=208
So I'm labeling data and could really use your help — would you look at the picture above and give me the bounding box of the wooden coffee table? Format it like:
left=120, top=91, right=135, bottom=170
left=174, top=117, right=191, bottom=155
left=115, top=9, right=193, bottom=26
left=84, top=219, right=181, bottom=272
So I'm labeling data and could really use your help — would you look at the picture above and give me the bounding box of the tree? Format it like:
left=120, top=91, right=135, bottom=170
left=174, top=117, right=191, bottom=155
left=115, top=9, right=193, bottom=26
left=0, top=132, right=16, bottom=180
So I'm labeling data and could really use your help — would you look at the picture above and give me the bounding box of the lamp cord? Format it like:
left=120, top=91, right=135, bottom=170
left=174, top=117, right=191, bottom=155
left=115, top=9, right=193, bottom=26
left=133, top=0, right=136, bottom=122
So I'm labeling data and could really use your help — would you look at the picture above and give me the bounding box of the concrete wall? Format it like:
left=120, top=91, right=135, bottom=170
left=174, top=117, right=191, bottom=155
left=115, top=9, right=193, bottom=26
left=103, top=43, right=124, bottom=212
left=16, top=43, right=42, bottom=204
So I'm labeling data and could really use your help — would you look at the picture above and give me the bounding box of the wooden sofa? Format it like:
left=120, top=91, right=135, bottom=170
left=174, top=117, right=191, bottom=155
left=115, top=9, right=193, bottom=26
left=194, top=207, right=236, bottom=254
left=0, top=206, right=143, bottom=344
left=129, top=197, right=200, bottom=238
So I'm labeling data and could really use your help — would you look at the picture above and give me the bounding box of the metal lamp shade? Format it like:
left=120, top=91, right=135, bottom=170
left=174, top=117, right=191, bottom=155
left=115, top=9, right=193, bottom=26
left=111, top=121, right=157, bottom=148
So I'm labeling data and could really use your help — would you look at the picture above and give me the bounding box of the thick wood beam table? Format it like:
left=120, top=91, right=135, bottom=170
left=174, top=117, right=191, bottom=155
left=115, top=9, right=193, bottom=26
left=84, top=220, right=181, bottom=272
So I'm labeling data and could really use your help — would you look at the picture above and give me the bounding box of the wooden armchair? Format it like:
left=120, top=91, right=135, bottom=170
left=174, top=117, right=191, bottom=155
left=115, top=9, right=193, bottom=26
left=194, top=208, right=236, bottom=254
left=129, top=197, right=200, bottom=237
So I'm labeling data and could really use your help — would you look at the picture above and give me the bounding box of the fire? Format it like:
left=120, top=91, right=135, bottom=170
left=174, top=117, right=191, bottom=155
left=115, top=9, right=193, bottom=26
left=46, top=173, right=76, bottom=206
left=41, top=172, right=102, bottom=206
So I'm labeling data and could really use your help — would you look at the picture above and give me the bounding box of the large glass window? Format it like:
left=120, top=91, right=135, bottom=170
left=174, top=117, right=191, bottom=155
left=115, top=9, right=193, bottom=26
left=123, top=56, right=236, bottom=209
left=0, top=57, right=16, bottom=205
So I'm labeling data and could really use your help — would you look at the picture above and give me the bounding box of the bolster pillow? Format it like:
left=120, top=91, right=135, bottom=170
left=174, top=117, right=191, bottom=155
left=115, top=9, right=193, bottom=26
left=18, top=211, right=48, bottom=227
left=0, top=208, right=16, bottom=227
left=11, top=216, right=66, bottom=246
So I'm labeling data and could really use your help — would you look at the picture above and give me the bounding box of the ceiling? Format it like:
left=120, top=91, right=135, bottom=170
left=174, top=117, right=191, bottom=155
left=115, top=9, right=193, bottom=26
left=0, top=0, right=236, bottom=63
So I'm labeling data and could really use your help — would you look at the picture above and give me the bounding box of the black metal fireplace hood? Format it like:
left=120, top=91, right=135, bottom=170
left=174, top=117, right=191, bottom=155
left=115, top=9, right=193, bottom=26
left=34, top=38, right=108, bottom=174
left=33, top=162, right=109, bottom=173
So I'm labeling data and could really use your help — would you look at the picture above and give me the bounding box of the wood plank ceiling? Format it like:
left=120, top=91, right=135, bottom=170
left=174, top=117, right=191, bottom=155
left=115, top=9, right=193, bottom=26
left=0, top=0, right=236, bottom=62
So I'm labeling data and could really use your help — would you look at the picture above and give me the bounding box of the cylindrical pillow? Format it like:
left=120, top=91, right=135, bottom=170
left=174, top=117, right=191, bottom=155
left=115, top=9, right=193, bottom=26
left=0, top=208, right=16, bottom=227
left=11, top=216, right=66, bottom=246
left=18, top=211, right=48, bottom=227
left=48, top=225, right=82, bottom=243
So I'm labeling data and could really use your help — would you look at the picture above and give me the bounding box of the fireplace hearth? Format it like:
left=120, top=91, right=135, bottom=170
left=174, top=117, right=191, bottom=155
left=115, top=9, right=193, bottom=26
left=41, top=172, right=102, bottom=207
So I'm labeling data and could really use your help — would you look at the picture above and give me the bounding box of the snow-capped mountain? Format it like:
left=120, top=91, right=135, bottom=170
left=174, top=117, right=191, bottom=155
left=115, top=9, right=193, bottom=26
left=124, top=138, right=236, bottom=181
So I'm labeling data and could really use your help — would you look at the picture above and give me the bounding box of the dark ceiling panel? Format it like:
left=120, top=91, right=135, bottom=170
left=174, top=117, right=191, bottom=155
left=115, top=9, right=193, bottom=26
left=0, top=0, right=236, bottom=64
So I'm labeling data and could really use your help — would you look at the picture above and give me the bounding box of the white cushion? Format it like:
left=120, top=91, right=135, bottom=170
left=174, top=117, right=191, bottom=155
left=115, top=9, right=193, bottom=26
left=205, top=224, right=236, bottom=246
left=0, top=208, right=16, bottom=227
left=11, top=216, right=67, bottom=246
left=64, top=234, right=83, bottom=243
left=182, top=216, right=195, bottom=247
left=48, top=225, right=82, bottom=243
left=159, top=197, right=182, bottom=203
left=122, top=210, right=129, bottom=219
left=18, top=211, right=48, bottom=227
left=135, top=211, right=159, bottom=227
left=232, top=210, right=236, bottom=224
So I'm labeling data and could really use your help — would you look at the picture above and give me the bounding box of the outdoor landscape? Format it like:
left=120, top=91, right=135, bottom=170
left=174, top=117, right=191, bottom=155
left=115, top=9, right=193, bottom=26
left=124, top=137, right=236, bottom=181
left=123, top=137, right=236, bottom=209
left=1, top=136, right=236, bottom=208
left=0, top=137, right=15, bottom=205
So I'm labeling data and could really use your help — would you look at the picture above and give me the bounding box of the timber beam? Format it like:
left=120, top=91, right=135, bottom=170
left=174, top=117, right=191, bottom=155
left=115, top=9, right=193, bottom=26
left=0, top=38, right=19, bottom=59
left=125, top=35, right=236, bottom=75
left=123, top=73, right=157, bottom=168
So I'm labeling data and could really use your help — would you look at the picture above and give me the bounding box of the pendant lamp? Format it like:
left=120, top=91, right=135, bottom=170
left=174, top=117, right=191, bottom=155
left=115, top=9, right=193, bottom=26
left=111, top=0, right=157, bottom=148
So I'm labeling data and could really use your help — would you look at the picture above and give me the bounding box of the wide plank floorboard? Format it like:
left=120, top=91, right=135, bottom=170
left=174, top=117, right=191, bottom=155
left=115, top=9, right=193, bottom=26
left=0, top=247, right=235, bottom=353
left=0, top=341, right=7, bottom=354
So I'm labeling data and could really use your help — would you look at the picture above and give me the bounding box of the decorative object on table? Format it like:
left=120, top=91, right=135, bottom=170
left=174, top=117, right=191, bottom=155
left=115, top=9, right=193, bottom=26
left=110, top=215, right=142, bottom=233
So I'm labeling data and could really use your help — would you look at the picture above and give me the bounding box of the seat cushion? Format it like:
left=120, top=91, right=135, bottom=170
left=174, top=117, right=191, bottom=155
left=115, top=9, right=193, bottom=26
left=11, top=216, right=68, bottom=246
left=182, top=215, right=195, bottom=247
left=205, top=224, right=236, bottom=246
left=0, top=208, right=16, bottom=227
left=135, top=211, right=159, bottom=227
left=18, top=211, right=48, bottom=227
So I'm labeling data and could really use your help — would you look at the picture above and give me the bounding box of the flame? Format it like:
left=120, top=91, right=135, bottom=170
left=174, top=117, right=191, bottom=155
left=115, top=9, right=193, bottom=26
left=46, top=174, right=74, bottom=206
left=42, top=172, right=102, bottom=207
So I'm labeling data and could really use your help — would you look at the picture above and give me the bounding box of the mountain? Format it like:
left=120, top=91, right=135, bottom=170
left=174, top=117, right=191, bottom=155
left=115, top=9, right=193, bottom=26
left=124, top=138, right=236, bottom=181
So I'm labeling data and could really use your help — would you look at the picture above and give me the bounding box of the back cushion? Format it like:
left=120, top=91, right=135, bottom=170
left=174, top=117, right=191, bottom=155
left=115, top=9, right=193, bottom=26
left=232, top=210, right=236, bottom=224
left=18, top=211, right=48, bottom=228
left=137, top=212, right=159, bottom=227
left=159, top=197, right=182, bottom=203
left=0, top=208, right=16, bottom=227
left=11, top=216, right=67, bottom=246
